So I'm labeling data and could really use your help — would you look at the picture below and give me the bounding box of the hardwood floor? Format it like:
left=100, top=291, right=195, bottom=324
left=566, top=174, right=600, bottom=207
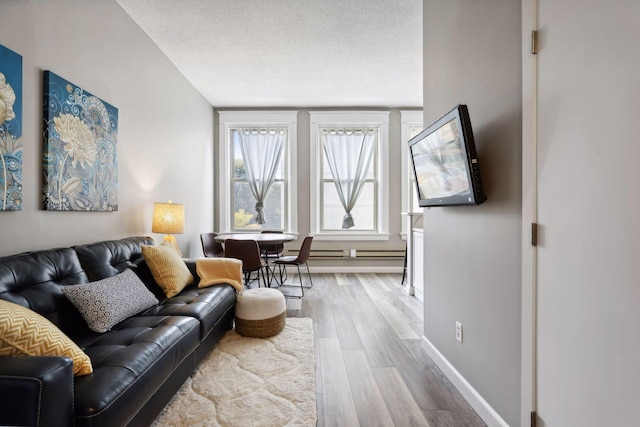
left=278, top=272, right=486, bottom=427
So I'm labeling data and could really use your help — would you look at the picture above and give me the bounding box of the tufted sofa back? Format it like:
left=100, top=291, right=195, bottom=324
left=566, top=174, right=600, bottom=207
left=74, top=236, right=155, bottom=281
left=0, top=236, right=157, bottom=339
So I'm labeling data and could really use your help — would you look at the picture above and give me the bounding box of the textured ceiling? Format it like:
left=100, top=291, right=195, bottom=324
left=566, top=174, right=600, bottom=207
left=116, top=0, right=423, bottom=108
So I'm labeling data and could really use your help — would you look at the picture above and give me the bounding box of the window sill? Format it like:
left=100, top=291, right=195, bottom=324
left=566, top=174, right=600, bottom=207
left=312, top=233, right=390, bottom=242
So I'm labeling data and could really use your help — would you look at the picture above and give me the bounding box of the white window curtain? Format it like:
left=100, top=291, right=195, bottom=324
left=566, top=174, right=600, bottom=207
left=234, top=128, right=284, bottom=224
left=322, top=128, right=376, bottom=229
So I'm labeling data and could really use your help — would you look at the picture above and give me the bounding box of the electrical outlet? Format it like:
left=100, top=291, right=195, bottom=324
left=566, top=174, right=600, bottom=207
left=349, top=249, right=357, bottom=258
left=455, top=321, right=463, bottom=343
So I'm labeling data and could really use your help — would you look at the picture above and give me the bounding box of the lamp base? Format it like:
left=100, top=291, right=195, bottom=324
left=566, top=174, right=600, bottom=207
left=162, top=235, right=182, bottom=257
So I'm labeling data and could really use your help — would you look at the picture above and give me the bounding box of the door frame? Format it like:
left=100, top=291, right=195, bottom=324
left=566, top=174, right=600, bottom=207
left=521, top=0, right=538, bottom=425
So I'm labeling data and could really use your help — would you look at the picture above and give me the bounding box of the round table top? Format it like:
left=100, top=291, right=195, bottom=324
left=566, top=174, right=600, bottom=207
left=214, top=233, right=296, bottom=245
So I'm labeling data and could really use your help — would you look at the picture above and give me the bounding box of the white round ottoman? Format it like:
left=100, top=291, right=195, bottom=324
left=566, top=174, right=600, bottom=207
left=235, top=288, right=286, bottom=338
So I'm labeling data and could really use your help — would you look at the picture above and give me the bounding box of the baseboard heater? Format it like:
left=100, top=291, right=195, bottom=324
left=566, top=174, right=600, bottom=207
left=285, top=248, right=405, bottom=260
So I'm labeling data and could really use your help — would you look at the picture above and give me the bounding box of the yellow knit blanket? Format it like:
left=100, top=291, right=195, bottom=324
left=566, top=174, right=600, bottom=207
left=196, top=258, right=244, bottom=294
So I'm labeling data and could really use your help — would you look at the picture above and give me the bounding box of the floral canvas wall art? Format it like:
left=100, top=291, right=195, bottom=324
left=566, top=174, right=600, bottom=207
left=43, top=71, right=118, bottom=211
left=0, top=45, right=23, bottom=211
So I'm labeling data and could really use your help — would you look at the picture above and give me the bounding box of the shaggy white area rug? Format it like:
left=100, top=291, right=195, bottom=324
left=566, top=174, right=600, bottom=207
left=152, top=317, right=316, bottom=427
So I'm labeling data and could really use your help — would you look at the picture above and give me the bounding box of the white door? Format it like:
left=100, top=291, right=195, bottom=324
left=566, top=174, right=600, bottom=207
left=527, top=1, right=640, bottom=425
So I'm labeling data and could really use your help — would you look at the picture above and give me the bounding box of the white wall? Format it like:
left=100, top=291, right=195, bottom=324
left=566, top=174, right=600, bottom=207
left=422, top=1, right=522, bottom=426
left=529, top=1, right=640, bottom=425
left=0, top=0, right=214, bottom=258
left=214, top=108, right=417, bottom=270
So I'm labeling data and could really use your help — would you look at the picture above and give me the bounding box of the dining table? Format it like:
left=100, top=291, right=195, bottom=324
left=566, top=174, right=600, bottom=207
left=214, top=232, right=297, bottom=246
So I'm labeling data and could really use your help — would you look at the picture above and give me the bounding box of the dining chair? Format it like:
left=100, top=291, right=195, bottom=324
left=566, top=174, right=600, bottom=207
left=224, top=238, right=269, bottom=288
left=260, top=230, right=287, bottom=282
left=260, top=230, right=285, bottom=259
left=273, top=235, right=314, bottom=298
left=200, top=232, right=225, bottom=258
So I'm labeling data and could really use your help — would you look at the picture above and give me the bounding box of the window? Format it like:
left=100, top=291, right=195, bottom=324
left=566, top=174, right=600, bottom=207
left=310, top=111, right=389, bottom=241
left=401, top=110, right=424, bottom=214
left=218, top=111, right=297, bottom=233
left=401, top=110, right=423, bottom=238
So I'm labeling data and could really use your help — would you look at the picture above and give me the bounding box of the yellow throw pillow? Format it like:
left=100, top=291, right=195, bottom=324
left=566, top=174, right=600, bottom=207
left=141, top=241, right=194, bottom=298
left=196, top=257, right=244, bottom=293
left=0, top=299, right=92, bottom=376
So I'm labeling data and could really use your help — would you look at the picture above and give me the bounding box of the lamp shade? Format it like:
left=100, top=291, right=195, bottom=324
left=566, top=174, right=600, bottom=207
left=152, top=202, right=184, bottom=234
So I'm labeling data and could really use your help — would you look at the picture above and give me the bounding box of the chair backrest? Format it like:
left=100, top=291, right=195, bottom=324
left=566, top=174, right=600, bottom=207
left=200, top=233, right=225, bottom=257
left=260, top=230, right=284, bottom=256
left=295, top=235, right=314, bottom=263
left=224, top=239, right=264, bottom=271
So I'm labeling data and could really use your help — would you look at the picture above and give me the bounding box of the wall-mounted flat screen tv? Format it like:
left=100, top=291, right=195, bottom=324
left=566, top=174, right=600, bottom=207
left=408, top=104, right=486, bottom=207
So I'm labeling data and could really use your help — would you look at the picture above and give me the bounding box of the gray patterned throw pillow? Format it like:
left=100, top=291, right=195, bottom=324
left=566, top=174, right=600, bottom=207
left=62, top=269, right=159, bottom=333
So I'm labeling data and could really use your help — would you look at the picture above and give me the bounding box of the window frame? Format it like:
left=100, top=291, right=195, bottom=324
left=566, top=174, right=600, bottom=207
left=309, top=111, right=390, bottom=241
left=218, top=111, right=298, bottom=233
left=400, top=110, right=424, bottom=239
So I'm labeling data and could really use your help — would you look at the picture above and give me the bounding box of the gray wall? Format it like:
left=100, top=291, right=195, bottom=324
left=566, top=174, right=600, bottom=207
left=0, top=1, right=415, bottom=266
left=423, top=1, right=522, bottom=425
left=530, top=0, right=640, bottom=425
left=0, top=0, right=214, bottom=258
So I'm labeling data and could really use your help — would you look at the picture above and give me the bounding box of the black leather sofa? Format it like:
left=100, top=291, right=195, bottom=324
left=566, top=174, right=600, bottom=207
left=0, top=236, right=237, bottom=427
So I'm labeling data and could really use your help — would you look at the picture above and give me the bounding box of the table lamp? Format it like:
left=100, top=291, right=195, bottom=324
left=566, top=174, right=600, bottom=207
left=152, top=201, right=184, bottom=255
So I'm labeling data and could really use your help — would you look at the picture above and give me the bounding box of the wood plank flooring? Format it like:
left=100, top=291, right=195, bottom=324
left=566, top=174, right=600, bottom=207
left=278, top=272, right=486, bottom=427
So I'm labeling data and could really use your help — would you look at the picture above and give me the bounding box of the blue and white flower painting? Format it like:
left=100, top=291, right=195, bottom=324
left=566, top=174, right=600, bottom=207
left=0, top=45, right=23, bottom=211
left=43, top=71, right=118, bottom=211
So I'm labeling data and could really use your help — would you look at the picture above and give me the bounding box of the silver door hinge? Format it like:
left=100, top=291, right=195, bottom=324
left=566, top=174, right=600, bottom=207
left=531, top=30, right=539, bottom=54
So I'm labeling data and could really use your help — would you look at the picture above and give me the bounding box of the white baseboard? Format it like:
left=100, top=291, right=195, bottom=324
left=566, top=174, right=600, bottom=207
left=306, top=266, right=404, bottom=274
left=421, top=336, right=510, bottom=427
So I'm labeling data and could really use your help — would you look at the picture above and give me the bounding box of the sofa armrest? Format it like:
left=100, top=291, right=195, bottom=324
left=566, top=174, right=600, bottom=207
left=0, top=356, right=74, bottom=427
left=183, top=258, right=201, bottom=286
